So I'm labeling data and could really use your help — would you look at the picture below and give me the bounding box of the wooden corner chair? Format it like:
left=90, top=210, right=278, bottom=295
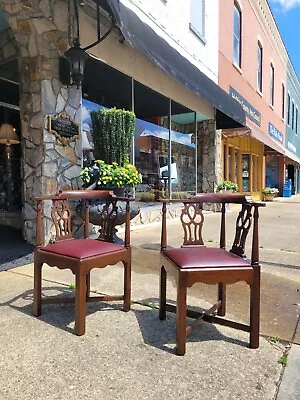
left=159, top=193, right=265, bottom=355
left=33, top=190, right=133, bottom=335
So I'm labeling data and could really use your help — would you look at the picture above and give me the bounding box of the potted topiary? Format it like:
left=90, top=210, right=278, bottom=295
left=262, top=187, right=279, bottom=201
left=83, top=107, right=141, bottom=196
left=81, top=107, right=141, bottom=234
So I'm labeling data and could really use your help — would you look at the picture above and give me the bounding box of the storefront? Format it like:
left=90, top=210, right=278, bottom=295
left=221, top=86, right=289, bottom=200
left=222, top=134, right=264, bottom=200
left=0, top=0, right=245, bottom=243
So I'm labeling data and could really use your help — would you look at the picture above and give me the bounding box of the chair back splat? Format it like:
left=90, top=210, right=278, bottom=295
left=51, top=199, right=73, bottom=242
left=180, top=203, right=204, bottom=247
left=159, top=192, right=265, bottom=355
left=33, top=189, right=134, bottom=336
left=230, top=202, right=253, bottom=258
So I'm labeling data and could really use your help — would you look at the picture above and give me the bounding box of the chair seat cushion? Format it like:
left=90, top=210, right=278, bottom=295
left=164, top=247, right=250, bottom=269
left=40, top=239, right=125, bottom=260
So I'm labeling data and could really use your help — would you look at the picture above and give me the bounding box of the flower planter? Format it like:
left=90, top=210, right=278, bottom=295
left=88, top=186, right=140, bottom=243
left=263, top=194, right=275, bottom=202
left=219, top=189, right=233, bottom=212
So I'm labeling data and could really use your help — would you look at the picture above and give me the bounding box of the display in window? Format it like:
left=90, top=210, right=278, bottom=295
left=242, top=154, right=250, bottom=192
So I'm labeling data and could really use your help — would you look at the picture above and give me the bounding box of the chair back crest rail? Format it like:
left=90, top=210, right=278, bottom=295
left=161, top=193, right=265, bottom=264
left=34, top=190, right=133, bottom=247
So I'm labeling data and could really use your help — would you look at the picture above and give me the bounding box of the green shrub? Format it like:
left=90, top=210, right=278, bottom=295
left=262, top=187, right=279, bottom=195
left=81, top=160, right=142, bottom=188
left=172, top=191, right=189, bottom=199
left=217, top=181, right=238, bottom=192
left=139, top=192, right=156, bottom=202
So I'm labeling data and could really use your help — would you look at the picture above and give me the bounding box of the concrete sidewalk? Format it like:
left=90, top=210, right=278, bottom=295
left=1, top=195, right=300, bottom=399
left=0, top=262, right=284, bottom=400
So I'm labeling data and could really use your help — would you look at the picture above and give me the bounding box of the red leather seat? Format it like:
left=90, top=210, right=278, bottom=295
left=164, top=247, right=250, bottom=269
left=41, top=239, right=124, bottom=259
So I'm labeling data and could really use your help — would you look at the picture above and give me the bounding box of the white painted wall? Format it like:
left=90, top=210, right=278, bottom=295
left=122, top=0, right=219, bottom=83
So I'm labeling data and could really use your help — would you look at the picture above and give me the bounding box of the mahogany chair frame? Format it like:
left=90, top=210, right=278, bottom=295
left=33, top=190, right=133, bottom=336
left=159, top=193, right=265, bottom=355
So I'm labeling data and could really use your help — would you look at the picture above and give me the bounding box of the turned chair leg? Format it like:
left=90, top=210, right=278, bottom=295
left=176, top=274, right=187, bottom=356
left=250, top=266, right=260, bottom=348
left=123, top=260, right=131, bottom=312
left=159, top=266, right=167, bottom=320
left=75, top=271, right=87, bottom=336
left=218, top=282, right=226, bottom=316
left=33, top=260, right=43, bottom=317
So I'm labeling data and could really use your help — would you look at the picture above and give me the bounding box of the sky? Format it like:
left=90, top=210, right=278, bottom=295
left=269, top=0, right=300, bottom=78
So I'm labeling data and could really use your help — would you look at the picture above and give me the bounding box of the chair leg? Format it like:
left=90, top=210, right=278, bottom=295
left=75, top=271, right=87, bottom=336
left=123, top=259, right=131, bottom=312
left=176, top=274, right=187, bottom=356
left=250, top=266, right=260, bottom=348
left=86, top=272, right=91, bottom=299
left=159, top=266, right=167, bottom=320
left=33, top=260, right=43, bottom=317
left=218, top=282, right=226, bottom=316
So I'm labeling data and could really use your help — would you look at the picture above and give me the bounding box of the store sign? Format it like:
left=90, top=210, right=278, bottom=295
left=229, top=86, right=261, bottom=126
left=268, top=122, right=283, bottom=144
left=48, top=112, right=80, bottom=145
left=287, top=140, right=297, bottom=154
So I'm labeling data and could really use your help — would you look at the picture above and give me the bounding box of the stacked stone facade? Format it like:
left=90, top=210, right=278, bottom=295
left=197, top=119, right=222, bottom=193
left=1, top=0, right=82, bottom=243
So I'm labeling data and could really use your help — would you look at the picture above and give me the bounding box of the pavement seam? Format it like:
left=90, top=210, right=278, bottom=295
left=274, top=312, right=300, bottom=400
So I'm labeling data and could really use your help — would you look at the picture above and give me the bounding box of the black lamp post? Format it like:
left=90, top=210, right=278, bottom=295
left=64, top=38, right=89, bottom=88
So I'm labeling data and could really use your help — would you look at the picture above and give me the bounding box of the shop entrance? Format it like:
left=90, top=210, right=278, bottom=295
left=287, top=164, right=295, bottom=194
left=0, top=104, right=22, bottom=213
left=0, top=67, right=34, bottom=266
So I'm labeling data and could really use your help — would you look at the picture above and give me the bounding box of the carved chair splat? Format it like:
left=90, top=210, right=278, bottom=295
left=159, top=193, right=265, bottom=355
left=33, top=190, right=134, bottom=336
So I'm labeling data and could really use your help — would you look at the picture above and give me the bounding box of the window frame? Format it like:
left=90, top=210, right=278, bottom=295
left=287, top=92, right=291, bottom=126
left=257, top=42, right=263, bottom=93
left=281, top=83, right=285, bottom=120
left=296, top=107, right=298, bottom=134
left=189, top=0, right=206, bottom=44
left=292, top=101, right=295, bottom=130
left=270, top=63, right=275, bottom=107
left=233, top=2, right=242, bottom=68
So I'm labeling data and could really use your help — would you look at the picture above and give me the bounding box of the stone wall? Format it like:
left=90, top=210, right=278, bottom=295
left=1, top=0, right=82, bottom=243
left=197, top=119, right=222, bottom=193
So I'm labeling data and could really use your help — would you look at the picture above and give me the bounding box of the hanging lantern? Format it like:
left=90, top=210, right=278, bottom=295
left=64, top=38, right=89, bottom=88
left=60, top=0, right=115, bottom=88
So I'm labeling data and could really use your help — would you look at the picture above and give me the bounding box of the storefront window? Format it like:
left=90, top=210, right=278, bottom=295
left=223, top=144, right=227, bottom=180
left=234, top=149, right=239, bottom=184
left=228, top=147, right=232, bottom=181
left=265, top=155, right=279, bottom=188
left=242, top=154, right=250, bottom=192
left=171, top=101, right=196, bottom=195
left=82, top=59, right=199, bottom=201
left=134, top=82, right=170, bottom=200
left=252, top=155, right=258, bottom=192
